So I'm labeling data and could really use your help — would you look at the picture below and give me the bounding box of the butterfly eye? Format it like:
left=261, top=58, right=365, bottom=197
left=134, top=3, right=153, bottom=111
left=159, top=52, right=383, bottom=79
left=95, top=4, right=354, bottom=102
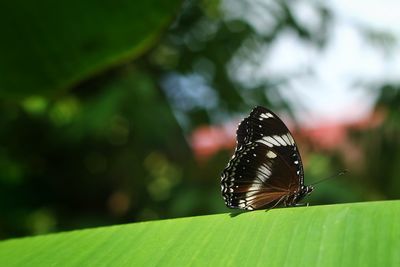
left=307, top=186, right=314, bottom=194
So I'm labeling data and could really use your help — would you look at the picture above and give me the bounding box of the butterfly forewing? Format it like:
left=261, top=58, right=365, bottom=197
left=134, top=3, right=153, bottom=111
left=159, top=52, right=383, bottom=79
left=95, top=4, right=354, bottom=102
left=221, top=106, right=307, bottom=210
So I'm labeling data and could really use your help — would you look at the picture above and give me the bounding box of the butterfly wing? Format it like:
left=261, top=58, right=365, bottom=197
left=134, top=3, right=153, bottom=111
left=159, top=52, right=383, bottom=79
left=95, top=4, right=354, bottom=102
left=242, top=106, right=305, bottom=187
left=221, top=106, right=304, bottom=210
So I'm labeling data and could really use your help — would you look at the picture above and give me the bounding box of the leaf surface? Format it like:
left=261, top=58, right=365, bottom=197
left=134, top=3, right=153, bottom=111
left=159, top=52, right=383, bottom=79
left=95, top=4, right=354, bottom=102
left=0, top=201, right=399, bottom=266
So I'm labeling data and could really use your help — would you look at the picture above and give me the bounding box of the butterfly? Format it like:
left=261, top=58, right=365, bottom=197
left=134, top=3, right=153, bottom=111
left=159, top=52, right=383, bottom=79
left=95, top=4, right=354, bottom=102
left=221, top=106, right=313, bottom=210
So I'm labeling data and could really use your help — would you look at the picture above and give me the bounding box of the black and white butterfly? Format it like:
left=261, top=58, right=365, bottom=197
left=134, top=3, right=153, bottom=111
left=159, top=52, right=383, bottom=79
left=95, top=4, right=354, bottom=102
left=221, top=106, right=313, bottom=210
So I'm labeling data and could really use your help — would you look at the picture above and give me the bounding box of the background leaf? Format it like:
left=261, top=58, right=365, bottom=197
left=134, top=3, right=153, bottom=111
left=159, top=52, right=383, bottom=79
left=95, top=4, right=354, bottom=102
left=0, top=200, right=399, bottom=266
left=0, top=0, right=181, bottom=98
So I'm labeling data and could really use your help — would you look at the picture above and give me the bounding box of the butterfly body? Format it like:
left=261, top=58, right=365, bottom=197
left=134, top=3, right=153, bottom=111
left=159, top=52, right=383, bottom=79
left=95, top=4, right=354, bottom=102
left=221, top=106, right=313, bottom=210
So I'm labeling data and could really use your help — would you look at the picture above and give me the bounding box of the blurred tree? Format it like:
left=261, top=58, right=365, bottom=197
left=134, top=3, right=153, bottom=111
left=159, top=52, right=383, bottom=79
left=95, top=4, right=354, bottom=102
left=351, top=85, right=400, bottom=200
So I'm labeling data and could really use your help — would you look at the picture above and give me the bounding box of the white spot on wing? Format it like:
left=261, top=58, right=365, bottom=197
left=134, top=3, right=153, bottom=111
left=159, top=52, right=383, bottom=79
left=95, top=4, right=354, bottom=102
left=264, top=136, right=280, bottom=146
left=248, top=183, right=263, bottom=191
left=260, top=112, right=273, bottom=119
left=282, top=134, right=291, bottom=145
left=273, top=135, right=287, bottom=146
left=256, top=138, right=273, bottom=147
left=258, top=164, right=271, bottom=181
left=288, top=134, right=295, bottom=145
left=266, top=151, right=277, bottom=158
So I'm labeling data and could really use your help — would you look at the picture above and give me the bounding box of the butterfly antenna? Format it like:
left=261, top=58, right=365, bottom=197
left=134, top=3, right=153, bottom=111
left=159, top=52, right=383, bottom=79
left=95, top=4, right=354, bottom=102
left=309, top=169, right=348, bottom=186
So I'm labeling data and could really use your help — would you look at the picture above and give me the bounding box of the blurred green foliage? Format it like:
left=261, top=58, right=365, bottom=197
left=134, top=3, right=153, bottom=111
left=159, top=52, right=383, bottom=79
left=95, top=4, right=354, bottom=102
left=0, top=0, right=179, bottom=97
left=0, top=0, right=399, bottom=240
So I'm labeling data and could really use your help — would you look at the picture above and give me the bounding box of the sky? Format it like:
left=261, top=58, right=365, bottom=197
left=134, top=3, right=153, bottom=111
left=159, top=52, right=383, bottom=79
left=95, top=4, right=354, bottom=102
left=223, top=0, right=400, bottom=127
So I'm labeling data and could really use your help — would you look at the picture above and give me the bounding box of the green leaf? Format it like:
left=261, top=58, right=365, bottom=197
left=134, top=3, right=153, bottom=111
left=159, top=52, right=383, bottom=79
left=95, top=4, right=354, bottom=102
left=0, top=0, right=181, bottom=98
left=0, top=200, right=399, bottom=266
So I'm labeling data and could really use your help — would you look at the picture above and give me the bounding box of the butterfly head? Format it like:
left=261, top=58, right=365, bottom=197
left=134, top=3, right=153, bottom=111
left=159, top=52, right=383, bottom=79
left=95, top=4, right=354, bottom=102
left=302, top=185, right=314, bottom=195
left=292, top=185, right=314, bottom=204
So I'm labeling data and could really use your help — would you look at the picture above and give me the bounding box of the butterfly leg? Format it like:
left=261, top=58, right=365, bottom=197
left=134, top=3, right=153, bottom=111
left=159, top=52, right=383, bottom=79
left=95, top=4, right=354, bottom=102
left=264, top=195, right=288, bottom=211
left=294, top=202, right=309, bottom=207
